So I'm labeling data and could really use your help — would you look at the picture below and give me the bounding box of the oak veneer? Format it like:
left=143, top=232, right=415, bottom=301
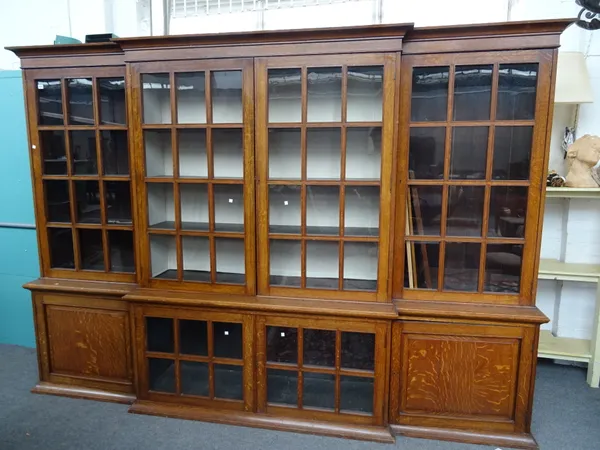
left=12, top=18, right=572, bottom=448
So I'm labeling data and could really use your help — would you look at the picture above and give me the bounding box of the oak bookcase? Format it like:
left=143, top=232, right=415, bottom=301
left=8, top=18, right=571, bottom=449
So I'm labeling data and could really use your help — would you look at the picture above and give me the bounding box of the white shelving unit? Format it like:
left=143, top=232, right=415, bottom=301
left=538, top=187, right=600, bottom=387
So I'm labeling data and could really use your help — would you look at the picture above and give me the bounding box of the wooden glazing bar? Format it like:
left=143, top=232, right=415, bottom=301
left=405, top=235, right=523, bottom=245
left=300, top=66, right=308, bottom=290
left=268, top=234, right=378, bottom=243
left=178, top=230, right=244, bottom=239
left=46, top=222, right=75, bottom=229
left=209, top=235, right=217, bottom=284
left=267, top=179, right=380, bottom=186
left=335, top=329, right=342, bottom=413
left=410, top=120, right=535, bottom=128
left=174, top=319, right=181, bottom=395
left=268, top=121, right=382, bottom=129
left=207, top=321, right=215, bottom=399
left=407, top=179, right=530, bottom=187
left=297, top=327, right=304, bottom=409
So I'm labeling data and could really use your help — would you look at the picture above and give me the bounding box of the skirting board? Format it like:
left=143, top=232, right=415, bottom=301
left=130, top=400, right=395, bottom=444
left=390, top=424, right=538, bottom=450
left=32, top=382, right=136, bottom=405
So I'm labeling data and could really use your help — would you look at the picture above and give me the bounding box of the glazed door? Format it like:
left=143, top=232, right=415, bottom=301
left=24, top=67, right=136, bottom=282
left=393, top=50, right=555, bottom=304
left=255, top=54, right=396, bottom=302
left=256, top=315, right=389, bottom=426
left=131, top=59, right=256, bottom=294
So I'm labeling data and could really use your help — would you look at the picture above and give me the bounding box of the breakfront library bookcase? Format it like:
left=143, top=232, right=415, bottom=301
left=9, top=18, right=571, bottom=449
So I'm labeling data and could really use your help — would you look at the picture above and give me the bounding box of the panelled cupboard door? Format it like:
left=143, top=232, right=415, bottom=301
left=255, top=54, right=396, bottom=302
left=24, top=68, right=136, bottom=282
left=256, top=315, right=390, bottom=426
left=394, top=50, right=555, bottom=305
left=130, top=59, right=256, bottom=294
left=133, top=305, right=255, bottom=412
left=389, top=321, right=537, bottom=434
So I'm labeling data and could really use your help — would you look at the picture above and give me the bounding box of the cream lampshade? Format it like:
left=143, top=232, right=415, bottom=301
left=554, top=51, right=594, bottom=104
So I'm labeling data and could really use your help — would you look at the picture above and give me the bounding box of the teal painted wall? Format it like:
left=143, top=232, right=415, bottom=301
left=0, top=70, right=38, bottom=348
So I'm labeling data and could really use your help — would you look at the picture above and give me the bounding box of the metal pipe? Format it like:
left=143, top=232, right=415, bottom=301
left=0, top=223, right=36, bottom=230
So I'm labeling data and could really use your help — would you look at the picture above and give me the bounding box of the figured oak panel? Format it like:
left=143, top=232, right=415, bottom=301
left=46, top=305, right=130, bottom=380
left=402, top=334, right=519, bottom=419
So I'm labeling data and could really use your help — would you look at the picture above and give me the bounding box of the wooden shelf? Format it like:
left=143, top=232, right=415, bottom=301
left=538, top=330, right=591, bottom=363
left=538, top=259, right=600, bottom=283
left=545, top=187, right=600, bottom=199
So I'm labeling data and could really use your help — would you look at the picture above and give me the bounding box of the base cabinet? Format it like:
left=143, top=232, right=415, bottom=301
left=389, top=320, right=539, bottom=448
left=31, top=291, right=135, bottom=403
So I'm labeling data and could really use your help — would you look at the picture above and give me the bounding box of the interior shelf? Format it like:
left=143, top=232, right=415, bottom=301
left=545, top=187, right=600, bottom=199
left=538, top=330, right=591, bottom=363
left=268, top=225, right=378, bottom=236
left=155, top=270, right=245, bottom=284
left=538, top=259, right=600, bottom=283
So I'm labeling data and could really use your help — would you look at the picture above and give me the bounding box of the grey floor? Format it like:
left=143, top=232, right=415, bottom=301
left=1, top=344, right=599, bottom=450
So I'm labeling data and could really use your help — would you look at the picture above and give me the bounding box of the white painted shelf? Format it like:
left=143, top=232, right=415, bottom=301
left=538, top=259, right=600, bottom=283
left=538, top=330, right=591, bottom=363
left=545, top=187, right=600, bottom=199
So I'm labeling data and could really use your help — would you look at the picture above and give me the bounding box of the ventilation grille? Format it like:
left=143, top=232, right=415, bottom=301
left=172, top=0, right=368, bottom=17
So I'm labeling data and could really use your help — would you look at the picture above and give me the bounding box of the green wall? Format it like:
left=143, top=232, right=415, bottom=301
left=0, top=71, right=38, bottom=348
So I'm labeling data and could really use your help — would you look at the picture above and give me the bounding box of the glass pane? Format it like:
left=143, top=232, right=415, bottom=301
left=411, top=67, right=449, bottom=122
left=303, top=372, right=335, bottom=410
left=267, top=326, right=297, bottom=364
left=488, top=186, right=528, bottom=238
left=405, top=242, right=440, bottom=290
left=181, top=360, right=208, bottom=396
left=307, top=67, right=342, bottom=122
left=345, top=186, right=379, bottom=236
left=48, top=228, right=74, bottom=269
left=269, top=185, right=301, bottom=234
left=341, top=332, right=375, bottom=371
left=303, top=329, right=335, bottom=367
left=446, top=186, right=485, bottom=237
left=215, top=364, right=243, bottom=400
left=79, top=229, right=104, bottom=271
left=306, top=185, right=340, bottom=235
left=340, top=376, right=373, bottom=414
left=37, top=79, right=63, bottom=125
left=146, top=317, right=174, bottom=353
left=214, top=184, right=244, bottom=232
left=493, top=126, right=533, bottom=180
left=407, top=186, right=442, bottom=236
left=147, top=183, right=175, bottom=229
left=347, top=66, right=383, bottom=122
left=213, top=129, right=243, bottom=179
left=144, top=130, right=172, bottom=177
left=450, top=127, right=488, bottom=180
left=41, top=131, right=67, bottom=175
left=108, top=230, right=134, bottom=273
left=267, top=369, right=298, bottom=405
left=346, top=127, right=381, bottom=181
left=71, top=130, right=97, bottom=175
left=214, top=322, right=243, bottom=359
left=269, top=68, right=301, bottom=123
left=74, top=180, right=101, bottom=224
left=142, top=73, right=171, bottom=124
left=212, top=71, right=243, bottom=123
left=148, top=358, right=175, bottom=393
left=67, top=78, right=93, bottom=125
left=444, top=243, right=481, bottom=292
left=105, top=181, right=131, bottom=225
left=485, top=244, right=523, bottom=293
left=182, top=236, right=210, bottom=282
left=45, top=180, right=71, bottom=222
left=180, top=319, right=208, bottom=356
left=497, top=64, right=538, bottom=121
left=409, top=127, right=445, bottom=179
left=176, top=72, right=206, bottom=124
left=453, top=65, right=493, bottom=121
left=343, top=242, right=378, bottom=291
left=179, top=129, right=207, bottom=177
left=307, top=241, right=339, bottom=289
left=270, top=240, right=301, bottom=287
left=307, top=128, right=341, bottom=180
left=180, top=184, right=209, bottom=231
left=150, top=234, right=177, bottom=279
left=99, top=78, right=126, bottom=125
left=215, top=237, right=245, bottom=284
left=101, top=130, right=129, bottom=175
left=268, top=129, right=301, bottom=179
